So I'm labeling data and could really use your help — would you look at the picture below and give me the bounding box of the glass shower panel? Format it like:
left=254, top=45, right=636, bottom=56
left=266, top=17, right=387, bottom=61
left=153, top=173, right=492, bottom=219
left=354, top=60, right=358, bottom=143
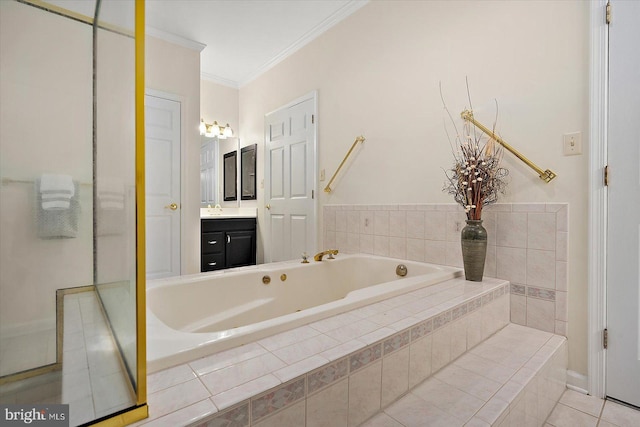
left=0, top=0, right=93, bottom=377
left=94, top=0, right=138, bottom=389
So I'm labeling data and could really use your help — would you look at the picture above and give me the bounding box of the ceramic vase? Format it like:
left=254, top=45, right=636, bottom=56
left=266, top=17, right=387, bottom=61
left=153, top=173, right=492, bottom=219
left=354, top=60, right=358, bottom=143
left=461, top=219, right=487, bottom=282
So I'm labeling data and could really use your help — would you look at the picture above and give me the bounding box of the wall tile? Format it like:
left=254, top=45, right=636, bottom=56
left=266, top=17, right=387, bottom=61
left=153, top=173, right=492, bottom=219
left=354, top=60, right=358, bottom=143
left=253, top=400, right=306, bottom=427
left=555, top=291, right=568, bottom=322
left=557, top=206, right=569, bottom=232
left=374, top=211, right=390, bottom=236
left=307, top=358, right=348, bottom=395
left=203, top=402, right=249, bottom=427
left=484, top=244, right=497, bottom=278
left=324, top=231, right=336, bottom=250
left=408, top=334, right=432, bottom=389
left=424, top=211, right=446, bottom=240
left=346, top=233, right=360, bottom=253
left=406, top=211, right=425, bottom=239
left=513, top=203, right=546, bottom=212
left=431, top=324, right=451, bottom=372
left=347, top=211, right=360, bottom=234
left=556, top=231, right=568, bottom=261
left=348, top=360, right=382, bottom=427
left=360, top=211, right=374, bottom=235
left=424, top=240, right=447, bottom=265
left=527, top=213, right=556, bottom=251
left=251, top=378, right=305, bottom=424
left=510, top=294, right=526, bottom=326
left=450, top=316, right=468, bottom=360
left=335, top=211, right=347, bottom=232
left=556, top=261, right=568, bottom=292
left=466, top=310, right=483, bottom=350
left=389, top=237, right=406, bottom=259
left=381, top=347, right=410, bottom=407
left=526, top=298, right=555, bottom=333
left=389, top=210, right=406, bottom=237
left=496, top=212, right=527, bottom=248
left=446, top=211, right=467, bottom=242
left=496, top=246, right=527, bottom=284
left=445, top=241, right=463, bottom=267
left=526, top=249, right=556, bottom=289
left=482, top=211, right=497, bottom=246
left=336, top=232, right=348, bottom=253
left=306, top=378, right=348, bottom=427
left=406, top=238, right=425, bottom=262
left=349, top=344, right=381, bottom=373
left=359, top=234, right=373, bottom=254
left=373, top=235, right=390, bottom=257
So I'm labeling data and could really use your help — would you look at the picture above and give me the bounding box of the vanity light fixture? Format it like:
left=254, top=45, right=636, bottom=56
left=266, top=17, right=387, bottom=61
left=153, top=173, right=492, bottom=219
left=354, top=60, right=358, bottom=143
left=200, top=118, right=234, bottom=139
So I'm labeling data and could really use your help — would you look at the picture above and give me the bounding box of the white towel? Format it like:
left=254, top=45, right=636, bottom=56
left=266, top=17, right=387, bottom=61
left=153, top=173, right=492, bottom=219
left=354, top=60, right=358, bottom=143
left=40, top=174, right=75, bottom=210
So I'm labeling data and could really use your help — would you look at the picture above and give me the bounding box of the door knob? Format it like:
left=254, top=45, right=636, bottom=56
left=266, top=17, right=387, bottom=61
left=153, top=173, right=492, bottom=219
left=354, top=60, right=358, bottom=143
left=266, top=204, right=271, bottom=210
left=165, top=203, right=178, bottom=210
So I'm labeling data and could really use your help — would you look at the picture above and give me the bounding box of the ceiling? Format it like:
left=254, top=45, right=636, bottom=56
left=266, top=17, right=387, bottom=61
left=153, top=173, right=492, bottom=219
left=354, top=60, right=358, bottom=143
left=145, top=0, right=369, bottom=88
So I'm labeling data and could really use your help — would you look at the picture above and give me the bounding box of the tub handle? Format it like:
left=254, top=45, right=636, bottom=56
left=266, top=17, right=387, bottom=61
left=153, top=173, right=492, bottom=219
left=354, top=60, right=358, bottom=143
left=208, top=240, right=217, bottom=245
left=227, top=235, right=231, bottom=244
left=208, top=262, right=217, bottom=266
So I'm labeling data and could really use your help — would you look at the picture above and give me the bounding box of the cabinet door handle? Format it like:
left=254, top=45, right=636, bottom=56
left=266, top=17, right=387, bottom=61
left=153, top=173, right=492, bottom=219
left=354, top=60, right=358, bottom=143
left=208, top=262, right=217, bottom=266
left=208, top=240, right=217, bottom=245
left=227, top=235, right=231, bottom=244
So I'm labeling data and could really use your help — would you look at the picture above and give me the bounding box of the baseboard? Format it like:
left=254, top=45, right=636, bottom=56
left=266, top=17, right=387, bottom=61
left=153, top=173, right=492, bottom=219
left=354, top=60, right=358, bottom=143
left=567, top=370, right=589, bottom=394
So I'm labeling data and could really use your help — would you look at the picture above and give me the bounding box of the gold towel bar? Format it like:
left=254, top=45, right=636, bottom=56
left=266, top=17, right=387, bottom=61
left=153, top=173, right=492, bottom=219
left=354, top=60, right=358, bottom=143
left=324, top=135, right=366, bottom=193
left=461, top=110, right=557, bottom=183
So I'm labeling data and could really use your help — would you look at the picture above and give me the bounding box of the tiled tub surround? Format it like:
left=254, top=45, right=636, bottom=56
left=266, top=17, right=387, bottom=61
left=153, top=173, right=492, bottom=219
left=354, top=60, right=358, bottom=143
left=323, top=203, right=569, bottom=337
left=133, top=277, right=512, bottom=427
left=363, top=324, right=567, bottom=427
left=147, top=254, right=459, bottom=372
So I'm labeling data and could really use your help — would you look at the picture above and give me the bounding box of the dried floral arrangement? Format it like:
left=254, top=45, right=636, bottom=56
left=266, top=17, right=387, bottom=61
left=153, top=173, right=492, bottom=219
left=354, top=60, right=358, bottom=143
left=441, top=83, right=509, bottom=220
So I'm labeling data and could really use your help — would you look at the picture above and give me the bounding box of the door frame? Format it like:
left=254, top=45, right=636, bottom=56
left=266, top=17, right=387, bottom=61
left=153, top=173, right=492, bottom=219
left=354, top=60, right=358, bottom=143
left=587, top=0, right=607, bottom=399
left=263, top=90, right=318, bottom=263
left=145, top=88, right=185, bottom=275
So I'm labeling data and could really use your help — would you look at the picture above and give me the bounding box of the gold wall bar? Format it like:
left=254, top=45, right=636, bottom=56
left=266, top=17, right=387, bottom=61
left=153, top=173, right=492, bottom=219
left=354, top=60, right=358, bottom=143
left=461, top=110, right=557, bottom=183
left=324, top=136, right=366, bottom=193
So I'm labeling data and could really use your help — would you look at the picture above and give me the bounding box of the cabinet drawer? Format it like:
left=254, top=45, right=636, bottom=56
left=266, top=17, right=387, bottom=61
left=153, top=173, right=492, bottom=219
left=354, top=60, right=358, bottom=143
left=201, top=232, right=224, bottom=254
left=202, top=253, right=224, bottom=271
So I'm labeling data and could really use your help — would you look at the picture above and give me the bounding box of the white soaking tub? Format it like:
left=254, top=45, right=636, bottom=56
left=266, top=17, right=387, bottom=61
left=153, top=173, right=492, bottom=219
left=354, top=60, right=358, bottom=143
left=147, top=254, right=461, bottom=371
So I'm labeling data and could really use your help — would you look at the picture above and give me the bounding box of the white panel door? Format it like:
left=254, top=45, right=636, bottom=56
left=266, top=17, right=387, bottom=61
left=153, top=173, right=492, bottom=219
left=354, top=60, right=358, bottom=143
left=265, top=94, right=316, bottom=262
left=145, top=95, right=181, bottom=279
left=606, top=0, right=640, bottom=407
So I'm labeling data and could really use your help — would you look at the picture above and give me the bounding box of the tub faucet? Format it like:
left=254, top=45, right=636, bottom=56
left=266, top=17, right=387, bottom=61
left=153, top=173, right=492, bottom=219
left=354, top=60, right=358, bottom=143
left=314, top=249, right=338, bottom=261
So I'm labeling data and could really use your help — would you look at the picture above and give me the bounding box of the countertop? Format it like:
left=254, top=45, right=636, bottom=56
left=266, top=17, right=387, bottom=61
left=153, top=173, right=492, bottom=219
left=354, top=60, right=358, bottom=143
left=200, top=207, right=257, bottom=219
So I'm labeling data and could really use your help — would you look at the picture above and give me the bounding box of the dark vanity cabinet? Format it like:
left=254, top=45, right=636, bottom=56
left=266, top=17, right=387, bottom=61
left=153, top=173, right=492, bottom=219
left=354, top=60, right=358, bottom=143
left=201, top=218, right=256, bottom=271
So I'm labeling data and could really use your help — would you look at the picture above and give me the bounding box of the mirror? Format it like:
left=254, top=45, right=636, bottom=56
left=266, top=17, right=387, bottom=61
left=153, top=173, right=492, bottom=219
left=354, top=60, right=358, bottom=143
left=201, top=136, right=240, bottom=207
left=223, top=150, right=237, bottom=201
left=241, top=144, right=257, bottom=200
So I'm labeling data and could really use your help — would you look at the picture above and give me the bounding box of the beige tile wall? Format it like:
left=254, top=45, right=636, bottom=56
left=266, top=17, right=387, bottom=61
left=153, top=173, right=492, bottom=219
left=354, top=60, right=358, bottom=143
left=323, top=203, right=569, bottom=337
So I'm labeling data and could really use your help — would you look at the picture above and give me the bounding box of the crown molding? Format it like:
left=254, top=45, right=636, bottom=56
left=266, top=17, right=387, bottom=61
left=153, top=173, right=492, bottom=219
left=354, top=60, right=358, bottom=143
left=201, top=72, right=240, bottom=89
left=238, top=0, right=369, bottom=87
left=146, top=26, right=206, bottom=52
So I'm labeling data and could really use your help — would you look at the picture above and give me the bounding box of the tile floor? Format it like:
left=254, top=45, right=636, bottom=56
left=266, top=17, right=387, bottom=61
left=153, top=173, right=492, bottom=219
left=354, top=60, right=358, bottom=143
left=0, top=291, right=136, bottom=426
left=546, top=389, right=640, bottom=427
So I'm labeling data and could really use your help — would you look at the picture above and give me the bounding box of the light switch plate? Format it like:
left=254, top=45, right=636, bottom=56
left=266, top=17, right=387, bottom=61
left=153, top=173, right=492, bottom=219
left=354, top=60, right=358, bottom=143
left=563, top=132, right=582, bottom=156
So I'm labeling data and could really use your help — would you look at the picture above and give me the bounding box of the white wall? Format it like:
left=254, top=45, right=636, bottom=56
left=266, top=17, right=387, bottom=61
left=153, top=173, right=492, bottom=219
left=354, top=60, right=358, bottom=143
left=239, top=1, right=589, bottom=376
left=146, top=35, right=201, bottom=275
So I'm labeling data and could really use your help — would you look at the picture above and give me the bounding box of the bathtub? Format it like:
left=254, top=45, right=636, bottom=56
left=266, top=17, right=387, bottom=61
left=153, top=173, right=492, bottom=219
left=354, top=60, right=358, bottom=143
left=147, top=254, right=461, bottom=371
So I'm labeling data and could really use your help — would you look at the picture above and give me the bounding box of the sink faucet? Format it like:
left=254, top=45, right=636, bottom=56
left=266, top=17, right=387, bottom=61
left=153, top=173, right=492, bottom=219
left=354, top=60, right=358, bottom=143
left=314, top=249, right=338, bottom=261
